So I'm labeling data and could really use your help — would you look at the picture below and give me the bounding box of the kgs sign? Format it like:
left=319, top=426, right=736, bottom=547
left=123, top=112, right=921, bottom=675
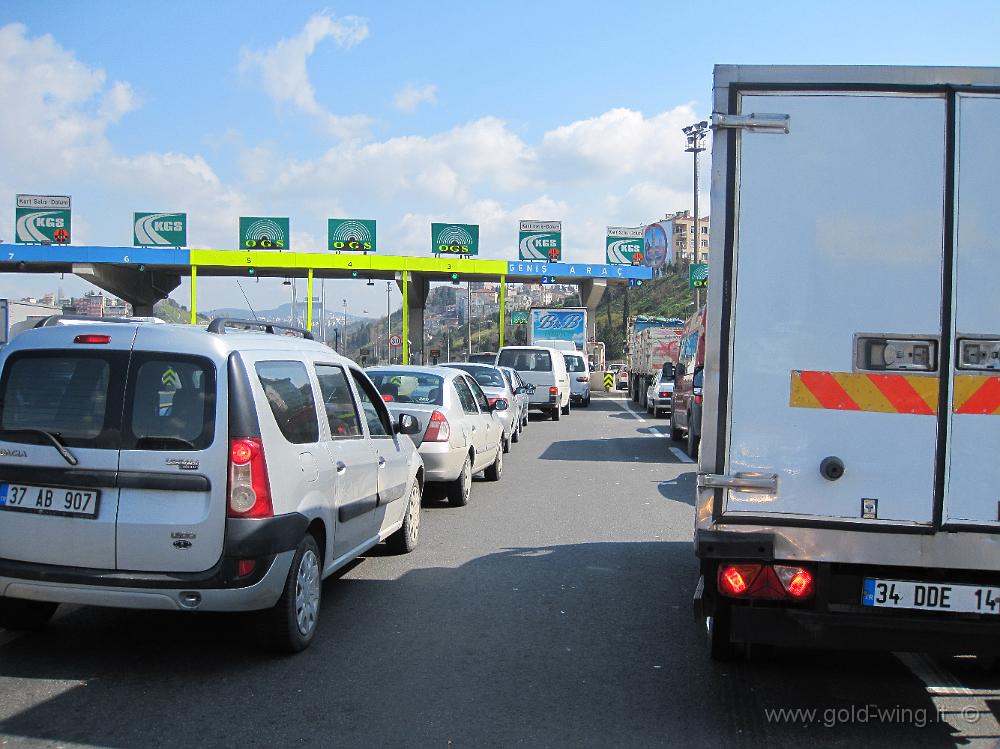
left=133, top=212, right=187, bottom=247
left=240, top=216, right=289, bottom=250
left=329, top=219, right=376, bottom=252
left=15, top=194, right=71, bottom=244
left=519, top=220, right=561, bottom=262
left=432, top=223, right=479, bottom=256
left=606, top=226, right=644, bottom=265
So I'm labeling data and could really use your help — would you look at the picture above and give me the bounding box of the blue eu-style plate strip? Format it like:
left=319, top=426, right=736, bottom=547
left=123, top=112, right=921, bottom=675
left=862, top=578, right=876, bottom=606
left=0, top=483, right=8, bottom=506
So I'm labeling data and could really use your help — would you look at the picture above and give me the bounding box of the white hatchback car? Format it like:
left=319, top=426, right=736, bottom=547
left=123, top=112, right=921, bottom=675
left=0, top=317, right=424, bottom=652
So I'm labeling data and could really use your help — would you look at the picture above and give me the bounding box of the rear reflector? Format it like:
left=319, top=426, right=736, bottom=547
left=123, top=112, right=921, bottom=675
left=74, top=334, right=110, bottom=344
left=237, top=559, right=257, bottom=578
left=423, top=410, right=451, bottom=442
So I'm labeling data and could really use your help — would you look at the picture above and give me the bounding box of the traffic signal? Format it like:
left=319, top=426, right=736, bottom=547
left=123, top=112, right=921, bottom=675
left=351, top=270, right=359, bottom=279
left=247, top=267, right=255, bottom=276
left=450, top=272, right=460, bottom=285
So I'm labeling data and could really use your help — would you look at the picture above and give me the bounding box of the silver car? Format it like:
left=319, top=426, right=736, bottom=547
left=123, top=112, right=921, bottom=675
left=499, top=366, right=531, bottom=433
left=367, top=366, right=507, bottom=507
left=441, top=363, right=520, bottom=452
left=563, top=352, right=591, bottom=407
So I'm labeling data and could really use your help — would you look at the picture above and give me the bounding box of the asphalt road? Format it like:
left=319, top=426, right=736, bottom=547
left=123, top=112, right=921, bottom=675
left=0, top=393, right=995, bottom=748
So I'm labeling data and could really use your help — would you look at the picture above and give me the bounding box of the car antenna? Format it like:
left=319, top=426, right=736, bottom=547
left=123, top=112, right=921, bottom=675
left=235, top=279, right=259, bottom=320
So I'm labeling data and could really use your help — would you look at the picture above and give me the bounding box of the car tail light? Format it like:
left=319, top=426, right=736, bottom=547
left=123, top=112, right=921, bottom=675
left=382, top=394, right=394, bottom=402
left=576, top=376, right=588, bottom=382
left=718, top=563, right=815, bottom=600
left=74, top=334, right=110, bottom=344
left=423, top=410, right=451, bottom=442
left=228, top=437, right=273, bottom=518
left=488, top=397, right=499, bottom=407
left=658, top=389, right=671, bottom=397
left=694, top=388, right=703, bottom=406
left=549, top=386, right=558, bottom=394
left=774, top=565, right=815, bottom=599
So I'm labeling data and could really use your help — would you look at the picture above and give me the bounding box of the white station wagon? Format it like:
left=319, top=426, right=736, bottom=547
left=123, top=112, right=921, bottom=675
left=0, top=317, right=424, bottom=652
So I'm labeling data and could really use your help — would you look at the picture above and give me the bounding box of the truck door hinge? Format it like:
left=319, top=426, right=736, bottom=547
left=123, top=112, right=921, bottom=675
left=698, top=472, right=779, bottom=494
left=712, top=113, right=789, bottom=133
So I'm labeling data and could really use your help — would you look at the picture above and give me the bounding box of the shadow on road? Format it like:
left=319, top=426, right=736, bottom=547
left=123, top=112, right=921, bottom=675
left=538, top=437, right=668, bottom=463
left=0, top=541, right=960, bottom=749
left=658, top=471, right=696, bottom=506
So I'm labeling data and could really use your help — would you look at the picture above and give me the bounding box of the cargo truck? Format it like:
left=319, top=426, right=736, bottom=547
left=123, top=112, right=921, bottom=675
left=695, top=65, right=1000, bottom=661
left=0, top=300, right=62, bottom=344
left=626, top=316, right=683, bottom=408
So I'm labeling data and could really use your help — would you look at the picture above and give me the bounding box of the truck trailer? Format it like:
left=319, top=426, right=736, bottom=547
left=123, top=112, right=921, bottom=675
left=695, top=65, right=1000, bottom=661
left=626, top=316, right=683, bottom=408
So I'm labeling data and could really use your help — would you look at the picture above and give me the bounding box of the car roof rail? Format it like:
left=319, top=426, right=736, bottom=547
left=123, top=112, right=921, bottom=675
left=207, top=317, right=315, bottom=340
left=33, top=315, right=142, bottom=328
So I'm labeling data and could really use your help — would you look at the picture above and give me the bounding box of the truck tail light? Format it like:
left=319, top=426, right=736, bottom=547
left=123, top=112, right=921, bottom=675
left=718, top=563, right=815, bottom=601
left=694, top=387, right=703, bottom=406
left=423, top=410, right=451, bottom=442
left=228, top=438, right=273, bottom=518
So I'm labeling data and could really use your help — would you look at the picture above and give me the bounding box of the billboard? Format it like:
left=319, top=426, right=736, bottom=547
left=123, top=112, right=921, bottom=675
left=529, top=308, right=586, bottom=349
left=239, top=216, right=289, bottom=250
left=643, top=221, right=672, bottom=270
left=605, top=226, right=644, bottom=265
left=518, top=220, right=561, bottom=261
left=328, top=219, right=376, bottom=252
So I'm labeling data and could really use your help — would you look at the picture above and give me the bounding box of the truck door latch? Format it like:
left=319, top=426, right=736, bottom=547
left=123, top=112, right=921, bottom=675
left=698, top=472, right=778, bottom=494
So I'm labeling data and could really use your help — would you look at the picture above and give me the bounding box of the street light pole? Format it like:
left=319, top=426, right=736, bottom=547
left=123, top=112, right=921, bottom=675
left=342, top=299, right=348, bottom=358
left=467, top=281, right=472, bottom=360
left=386, top=282, right=392, bottom=365
left=683, top=120, right=709, bottom=309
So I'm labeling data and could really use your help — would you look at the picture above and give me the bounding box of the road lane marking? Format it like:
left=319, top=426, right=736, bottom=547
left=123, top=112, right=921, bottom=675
left=895, top=652, right=999, bottom=745
left=669, top=447, right=694, bottom=464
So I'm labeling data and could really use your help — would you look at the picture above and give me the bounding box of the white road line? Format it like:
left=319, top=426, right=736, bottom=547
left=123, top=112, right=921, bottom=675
left=606, top=396, right=646, bottom=423
left=895, top=652, right=999, bottom=746
left=669, top=447, right=694, bottom=464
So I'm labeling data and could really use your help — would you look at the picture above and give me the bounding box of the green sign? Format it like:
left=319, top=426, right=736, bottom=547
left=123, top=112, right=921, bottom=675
left=133, top=212, right=187, bottom=247
left=432, top=223, right=479, bottom=256
left=605, top=226, right=644, bottom=265
left=15, top=194, right=71, bottom=244
left=689, top=263, right=709, bottom=288
left=519, top=220, right=561, bottom=261
left=510, top=311, right=529, bottom=325
left=328, top=219, right=376, bottom=252
left=239, top=216, right=289, bottom=250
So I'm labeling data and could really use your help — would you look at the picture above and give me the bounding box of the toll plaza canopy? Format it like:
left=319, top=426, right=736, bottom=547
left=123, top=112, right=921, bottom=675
left=0, top=244, right=652, bottom=363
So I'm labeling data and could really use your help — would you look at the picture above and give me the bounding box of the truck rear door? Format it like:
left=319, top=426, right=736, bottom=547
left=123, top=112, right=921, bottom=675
left=720, top=90, right=947, bottom=526
left=943, top=94, right=1000, bottom=528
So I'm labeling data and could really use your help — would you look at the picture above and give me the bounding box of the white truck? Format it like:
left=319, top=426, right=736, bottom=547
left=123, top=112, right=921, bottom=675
left=0, top=300, right=62, bottom=344
left=695, top=65, right=1000, bottom=661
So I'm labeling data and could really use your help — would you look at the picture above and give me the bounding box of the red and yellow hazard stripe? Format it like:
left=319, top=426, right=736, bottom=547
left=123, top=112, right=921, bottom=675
left=790, top=371, right=939, bottom=415
left=953, top=375, right=1000, bottom=415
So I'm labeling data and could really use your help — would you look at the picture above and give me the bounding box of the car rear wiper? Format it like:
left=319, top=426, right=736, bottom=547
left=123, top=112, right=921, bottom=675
left=0, top=428, right=78, bottom=466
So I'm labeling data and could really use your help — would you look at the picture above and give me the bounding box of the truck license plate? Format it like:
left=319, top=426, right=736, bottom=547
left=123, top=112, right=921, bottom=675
left=0, top=483, right=100, bottom=518
left=863, top=577, right=1000, bottom=615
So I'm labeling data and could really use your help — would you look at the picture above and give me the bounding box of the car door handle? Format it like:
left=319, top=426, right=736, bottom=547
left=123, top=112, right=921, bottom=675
left=378, top=457, right=387, bottom=468
left=335, top=461, right=347, bottom=474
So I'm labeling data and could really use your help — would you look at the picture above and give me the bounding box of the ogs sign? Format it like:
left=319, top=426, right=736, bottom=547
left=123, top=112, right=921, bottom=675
left=328, top=219, right=376, bottom=252
left=239, top=216, right=289, bottom=250
left=431, top=223, right=479, bottom=256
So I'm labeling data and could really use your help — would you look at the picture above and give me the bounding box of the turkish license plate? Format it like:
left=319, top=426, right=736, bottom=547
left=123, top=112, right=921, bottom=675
left=863, top=577, right=1000, bottom=615
left=0, top=483, right=100, bottom=518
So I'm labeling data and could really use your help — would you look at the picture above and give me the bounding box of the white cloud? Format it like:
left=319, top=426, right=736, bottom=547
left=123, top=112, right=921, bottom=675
left=393, top=83, right=438, bottom=113
left=239, top=12, right=372, bottom=140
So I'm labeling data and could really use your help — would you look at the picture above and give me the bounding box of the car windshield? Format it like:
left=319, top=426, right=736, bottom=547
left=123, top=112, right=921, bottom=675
left=368, top=371, right=445, bottom=405
left=498, top=349, right=552, bottom=372
left=564, top=355, right=586, bottom=372
left=446, top=365, right=506, bottom=388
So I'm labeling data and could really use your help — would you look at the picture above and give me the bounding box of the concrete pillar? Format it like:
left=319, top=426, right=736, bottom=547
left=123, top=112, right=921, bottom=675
left=72, top=264, right=181, bottom=317
left=578, top=279, right=607, bottom=343
left=396, top=273, right=429, bottom=364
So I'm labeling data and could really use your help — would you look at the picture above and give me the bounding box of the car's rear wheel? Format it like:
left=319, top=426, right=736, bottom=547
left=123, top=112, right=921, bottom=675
left=387, top=480, right=421, bottom=553
left=670, top=412, right=684, bottom=441
left=511, top=424, right=520, bottom=443
left=0, top=598, right=58, bottom=631
left=256, top=534, right=322, bottom=653
left=447, top=454, right=472, bottom=506
left=561, top=399, right=571, bottom=416
left=552, top=406, right=561, bottom=421
left=583, top=395, right=590, bottom=407
left=502, top=433, right=511, bottom=453
left=485, top=443, right=503, bottom=481
left=687, top=414, right=699, bottom=458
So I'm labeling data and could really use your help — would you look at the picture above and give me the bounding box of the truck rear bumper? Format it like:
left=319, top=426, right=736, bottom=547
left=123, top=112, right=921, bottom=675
left=725, top=604, right=1000, bottom=655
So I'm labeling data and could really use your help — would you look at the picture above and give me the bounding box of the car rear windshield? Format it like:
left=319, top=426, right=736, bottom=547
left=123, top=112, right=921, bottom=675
left=0, top=351, right=215, bottom=450
left=447, top=365, right=506, bottom=388
left=498, top=349, right=552, bottom=372
left=564, top=355, right=586, bottom=372
left=369, top=371, right=444, bottom=405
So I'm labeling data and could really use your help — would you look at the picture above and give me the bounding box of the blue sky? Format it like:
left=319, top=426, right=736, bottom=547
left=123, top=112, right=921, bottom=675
left=0, top=0, right=998, bottom=314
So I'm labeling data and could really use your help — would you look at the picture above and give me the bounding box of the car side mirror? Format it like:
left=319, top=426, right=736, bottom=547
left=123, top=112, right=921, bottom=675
left=395, top=413, right=421, bottom=435
left=491, top=398, right=509, bottom=412
left=515, top=386, right=527, bottom=395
